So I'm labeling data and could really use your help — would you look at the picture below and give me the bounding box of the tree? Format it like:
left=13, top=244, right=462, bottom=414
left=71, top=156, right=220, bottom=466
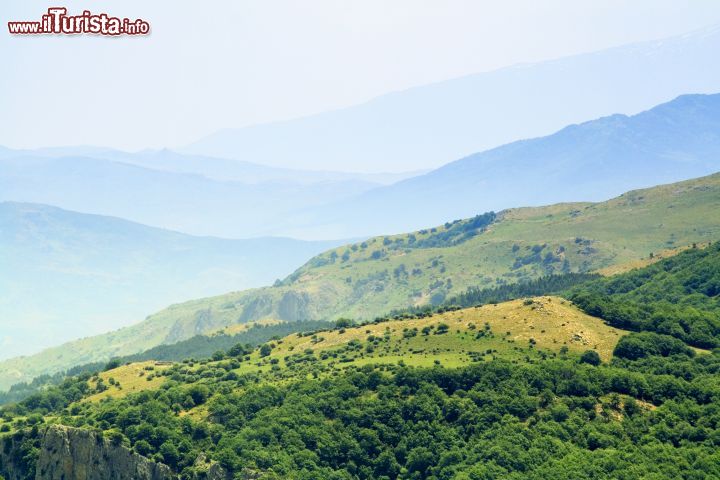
left=374, top=450, right=400, bottom=478
left=228, top=343, right=247, bottom=358
left=406, top=447, right=435, bottom=475
left=134, top=439, right=152, bottom=456
left=614, top=332, right=694, bottom=360
left=335, top=318, right=354, bottom=329
left=104, top=358, right=122, bottom=371
left=159, top=441, right=180, bottom=468
left=186, top=384, right=210, bottom=405
left=579, top=350, right=601, bottom=366
left=105, top=429, right=126, bottom=447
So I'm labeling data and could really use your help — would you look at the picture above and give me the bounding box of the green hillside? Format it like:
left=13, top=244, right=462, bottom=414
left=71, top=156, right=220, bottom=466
left=151, top=172, right=720, bottom=327
left=1, top=172, right=719, bottom=390
left=3, top=249, right=720, bottom=478
left=569, top=241, right=720, bottom=348
left=14, top=296, right=621, bottom=407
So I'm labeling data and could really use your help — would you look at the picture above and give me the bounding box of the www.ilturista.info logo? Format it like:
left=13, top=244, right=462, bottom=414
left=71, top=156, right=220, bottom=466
left=8, top=8, right=150, bottom=36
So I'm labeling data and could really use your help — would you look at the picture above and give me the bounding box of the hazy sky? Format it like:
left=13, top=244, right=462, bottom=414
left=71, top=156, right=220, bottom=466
left=3, top=1, right=720, bottom=152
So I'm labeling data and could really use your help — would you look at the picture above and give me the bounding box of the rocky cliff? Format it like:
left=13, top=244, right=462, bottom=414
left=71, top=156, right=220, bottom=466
left=0, top=424, right=239, bottom=479
left=1, top=425, right=173, bottom=480
left=34, top=425, right=174, bottom=480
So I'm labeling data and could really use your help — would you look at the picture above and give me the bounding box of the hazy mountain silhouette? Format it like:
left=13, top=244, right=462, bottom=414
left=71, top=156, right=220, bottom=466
left=183, top=26, right=720, bottom=173
left=0, top=202, right=343, bottom=359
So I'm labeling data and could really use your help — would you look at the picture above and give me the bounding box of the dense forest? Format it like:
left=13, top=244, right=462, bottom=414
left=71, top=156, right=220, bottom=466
left=1, top=243, right=719, bottom=479
left=4, top=348, right=719, bottom=479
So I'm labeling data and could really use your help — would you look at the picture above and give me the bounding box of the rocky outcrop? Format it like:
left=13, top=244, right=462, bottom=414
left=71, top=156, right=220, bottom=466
left=0, top=425, right=173, bottom=480
left=277, top=291, right=311, bottom=321
left=191, top=455, right=233, bottom=480
left=0, top=425, right=238, bottom=480
left=205, top=463, right=233, bottom=480
left=34, top=425, right=173, bottom=480
left=238, top=295, right=274, bottom=323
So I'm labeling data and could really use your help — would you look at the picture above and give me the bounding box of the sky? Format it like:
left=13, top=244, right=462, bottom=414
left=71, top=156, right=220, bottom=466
left=2, top=1, right=720, bottom=154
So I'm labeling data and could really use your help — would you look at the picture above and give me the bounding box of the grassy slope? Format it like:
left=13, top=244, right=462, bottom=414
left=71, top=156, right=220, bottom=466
left=78, top=296, right=628, bottom=404
left=244, top=295, right=625, bottom=368
left=82, top=361, right=172, bottom=403
left=594, top=242, right=712, bottom=276
left=128, top=172, right=720, bottom=339
left=2, top=172, right=719, bottom=389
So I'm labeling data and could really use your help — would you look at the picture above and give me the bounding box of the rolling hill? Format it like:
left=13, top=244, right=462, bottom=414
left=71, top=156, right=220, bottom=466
left=3, top=172, right=718, bottom=389
left=72, top=296, right=628, bottom=407
left=137, top=171, right=720, bottom=331
left=0, top=202, right=343, bottom=363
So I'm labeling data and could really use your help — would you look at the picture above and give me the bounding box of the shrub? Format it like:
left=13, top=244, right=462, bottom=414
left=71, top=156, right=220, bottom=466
left=579, top=350, right=601, bottom=366
left=614, top=332, right=695, bottom=360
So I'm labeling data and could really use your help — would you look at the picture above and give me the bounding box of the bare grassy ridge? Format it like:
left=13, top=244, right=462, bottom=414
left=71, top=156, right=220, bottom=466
left=596, top=242, right=712, bottom=276
left=241, top=296, right=625, bottom=370
left=79, top=296, right=628, bottom=407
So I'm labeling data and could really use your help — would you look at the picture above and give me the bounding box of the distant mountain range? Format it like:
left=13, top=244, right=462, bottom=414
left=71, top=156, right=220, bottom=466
left=0, top=202, right=343, bottom=361
left=0, top=154, right=382, bottom=238
left=0, top=146, right=427, bottom=238
left=182, top=25, right=720, bottom=172
left=3, top=93, right=720, bottom=240
left=294, top=93, right=720, bottom=237
left=5, top=27, right=720, bottom=241
left=0, top=147, right=421, bottom=186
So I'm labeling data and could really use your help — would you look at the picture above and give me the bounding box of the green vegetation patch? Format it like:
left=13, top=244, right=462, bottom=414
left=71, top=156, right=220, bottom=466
left=569, top=242, right=720, bottom=348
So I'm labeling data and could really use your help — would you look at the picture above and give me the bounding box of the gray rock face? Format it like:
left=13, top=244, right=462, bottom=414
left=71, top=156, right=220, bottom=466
left=1, top=425, right=237, bottom=480
left=205, top=463, right=234, bottom=480
left=278, top=291, right=311, bottom=321
left=34, top=425, right=174, bottom=480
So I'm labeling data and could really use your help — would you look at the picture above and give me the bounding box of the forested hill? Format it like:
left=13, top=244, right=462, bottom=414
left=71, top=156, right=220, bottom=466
left=2, top=242, right=720, bottom=478
left=569, top=241, right=720, bottom=348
